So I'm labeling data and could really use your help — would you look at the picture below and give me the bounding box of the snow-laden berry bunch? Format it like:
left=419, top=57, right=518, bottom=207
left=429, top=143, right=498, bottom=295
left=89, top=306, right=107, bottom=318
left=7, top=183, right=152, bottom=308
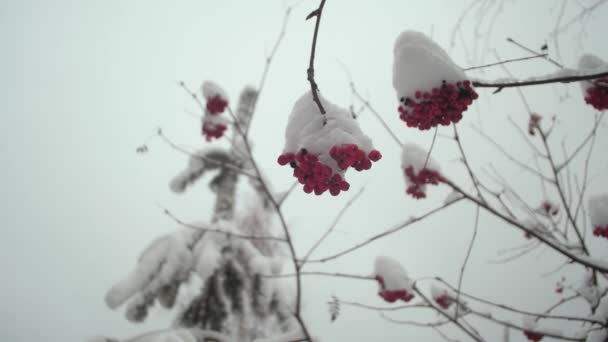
left=430, top=284, right=453, bottom=309
left=278, top=91, right=381, bottom=196
left=200, top=81, right=229, bottom=141
left=589, top=193, right=608, bottom=240
left=401, top=142, right=444, bottom=199
left=522, top=316, right=544, bottom=342
left=373, top=256, right=415, bottom=303
left=393, top=31, right=478, bottom=130
left=578, top=54, right=608, bottom=111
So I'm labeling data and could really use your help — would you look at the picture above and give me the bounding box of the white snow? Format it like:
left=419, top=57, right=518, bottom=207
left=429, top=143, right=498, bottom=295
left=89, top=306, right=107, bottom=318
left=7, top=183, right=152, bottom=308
left=201, top=81, right=228, bottom=101
left=393, top=30, right=467, bottom=101
left=586, top=329, right=608, bottom=342
left=430, top=284, right=450, bottom=299
left=401, top=142, right=441, bottom=194
left=401, top=142, right=440, bottom=172
left=283, top=91, right=376, bottom=174
left=252, top=328, right=321, bottom=342
left=593, top=294, right=608, bottom=323
left=373, top=256, right=413, bottom=291
left=588, top=193, right=608, bottom=227
left=169, top=148, right=229, bottom=193
left=443, top=190, right=462, bottom=205
left=105, top=229, right=195, bottom=309
left=578, top=269, right=601, bottom=308
left=578, top=54, right=607, bottom=93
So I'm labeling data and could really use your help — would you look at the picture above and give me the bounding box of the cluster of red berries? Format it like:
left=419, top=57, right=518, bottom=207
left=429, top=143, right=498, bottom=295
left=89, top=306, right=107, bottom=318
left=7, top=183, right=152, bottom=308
left=584, top=80, right=608, bottom=111
left=524, top=331, right=544, bottom=342
left=201, top=122, right=227, bottom=141
left=278, top=145, right=381, bottom=196
left=329, top=144, right=382, bottom=171
left=374, top=275, right=415, bottom=303
left=528, top=114, right=542, bottom=136
left=541, top=201, right=559, bottom=216
left=201, top=95, right=229, bottom=141
left=433, top=294, right=451, bottom=309
left=206, top=95, right=229, bottom=114
left=398, top=80, right=478, bottom=130
left=278, top=149, right=350, bottom=196
left=404, top=166, right=445, bottom=199
left=593, top=225, right=608, bottom=239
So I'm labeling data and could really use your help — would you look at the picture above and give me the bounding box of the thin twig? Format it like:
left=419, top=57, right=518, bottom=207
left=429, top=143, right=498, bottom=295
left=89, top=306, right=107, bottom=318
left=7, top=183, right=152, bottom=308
left=455, top=205, right=479, bottom=318
left=306, top=0, right=327, bottom=114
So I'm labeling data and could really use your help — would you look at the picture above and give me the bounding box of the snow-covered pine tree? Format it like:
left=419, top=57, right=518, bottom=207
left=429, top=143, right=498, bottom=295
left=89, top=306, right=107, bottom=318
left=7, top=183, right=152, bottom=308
left=95, top=86, right=297, bottom=342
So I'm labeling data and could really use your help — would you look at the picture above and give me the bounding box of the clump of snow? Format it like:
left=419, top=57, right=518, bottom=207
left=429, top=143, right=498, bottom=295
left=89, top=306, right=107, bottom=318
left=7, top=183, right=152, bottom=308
left=201, top=81, right=229, bottom=104
left=586, top=329, right=608, bottom=342
left=592, top=294, right=608, bottom=323
left=373, top=256, right=415, bottom=303
left=430, top=284, right=453, bottom=309
left=578, top=54, right=608, bottom=111
left=578, top=269, right=601, bottom=308
left=393, top=31, right=478, bottom=130
left=401, top=142, right=444, bottom=199
left=589, top=193, right=608, bottom=227
left=278, top=91, right=381, bottom=196
left=105, top=229, right=195, bottom=310
left=443, top=190, right=462, bottom=205
left=253, top=328, right=321, bottom=342
left=589, top=193, right=608, bottom=239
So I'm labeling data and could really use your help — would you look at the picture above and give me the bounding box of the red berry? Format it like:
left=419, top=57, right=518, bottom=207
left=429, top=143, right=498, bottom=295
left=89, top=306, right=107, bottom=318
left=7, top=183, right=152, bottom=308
left=524, top=331, right=544, bottom=342
left=368, top=150, right=382, bottom=162
left=206, top=96, right=228, bottom=114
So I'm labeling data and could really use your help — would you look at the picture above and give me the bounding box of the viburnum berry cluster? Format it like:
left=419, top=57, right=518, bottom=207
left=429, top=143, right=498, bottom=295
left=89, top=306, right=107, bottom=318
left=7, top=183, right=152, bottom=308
left=524, top=330, right=544, bottom=342
left=373, top=256, right=415, bottom=304
left=393, top=31, right=478, bottom=130
left=430, top=285, right=453, bottom=310
left=579, top=54, right=608, bottom=111
left=583, top=79, right=608, bottom=111
left=279, top=91, right=381, bottom=196
left=528, top=113, right=542, bottom=136
left=375, top=275, right=414, bottom=303
left=522, top=317, right=544, bottom=342
left=401, top=143, right=445, bottom=199
left=593, top=225, right=608, bottom=239
left=200, top=81, right=229, bottom=141
left=397, top=80, right=478, bottom=130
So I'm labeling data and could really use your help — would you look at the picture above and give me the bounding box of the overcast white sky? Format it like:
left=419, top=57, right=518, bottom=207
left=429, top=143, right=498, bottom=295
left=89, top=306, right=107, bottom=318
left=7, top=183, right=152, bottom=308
left=1, top=1, right=607, bottom=341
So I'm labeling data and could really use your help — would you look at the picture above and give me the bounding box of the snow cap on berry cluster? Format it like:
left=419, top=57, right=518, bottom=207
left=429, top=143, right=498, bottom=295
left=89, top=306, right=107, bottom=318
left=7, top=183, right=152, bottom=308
left=373, top=256, right=413, bottom=294
left=522, top=316, right=544, bottom=342
left=401, top=142, right=443, bottom=198
left=279, top=91, right=380, bottom=195
left=578, top=54, right=608, bottom=111
left=578, top=54, right=606, bottom=92
left=201, top=81, right=229, bottom=104
left=200, top=81, right=229, bottom=140
left=588, top=194, right=608, bottom=227
left=284, top=91, right=373, bottom=161
left=393, top=30, right=466, bottom=98
left=401, top=142, right=440, bottom=173
left=393, top=31, right=478, bottom=130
